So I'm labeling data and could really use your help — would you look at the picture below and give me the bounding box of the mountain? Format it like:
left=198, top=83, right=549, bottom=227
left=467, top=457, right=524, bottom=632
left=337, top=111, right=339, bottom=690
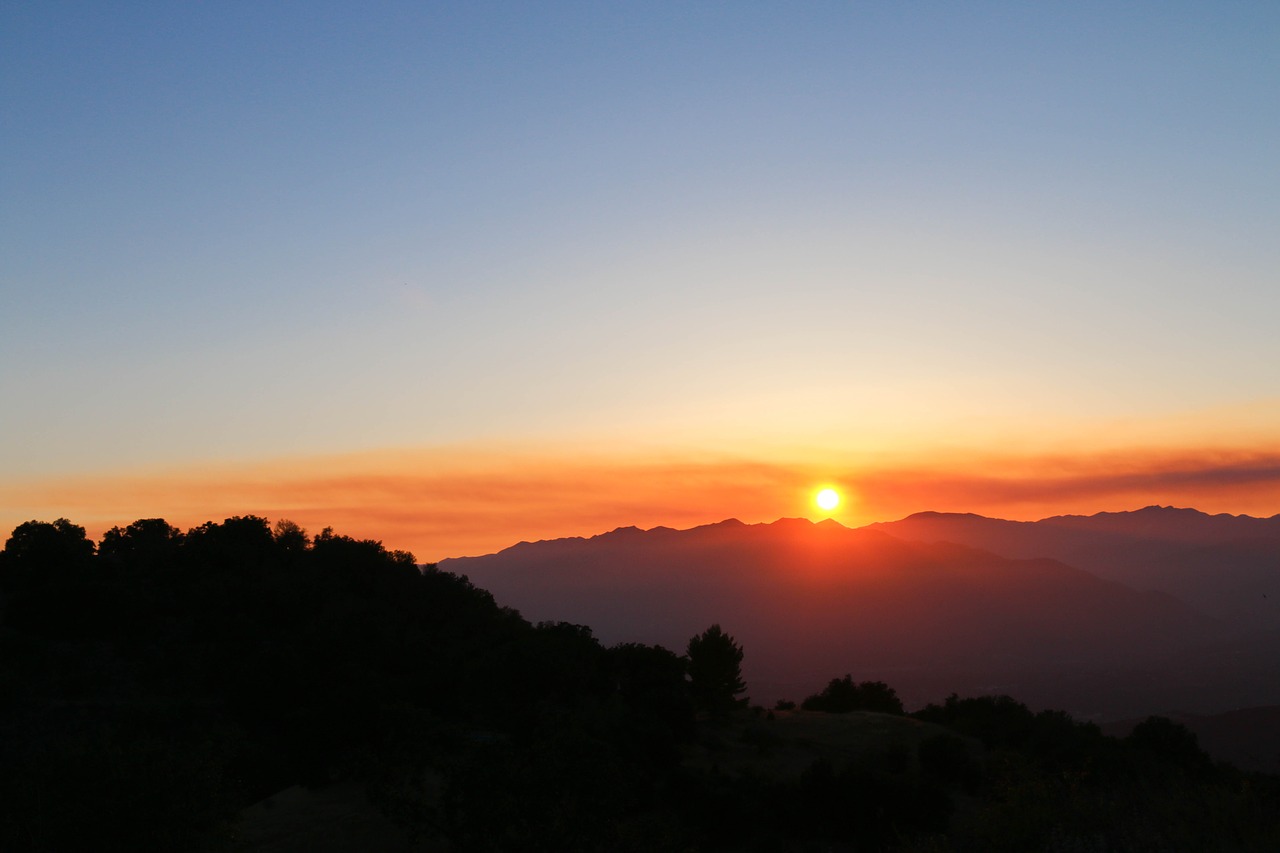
left=440, top=516, right=1276, bottom=718
left=869, top=506, right=1280, bottom=628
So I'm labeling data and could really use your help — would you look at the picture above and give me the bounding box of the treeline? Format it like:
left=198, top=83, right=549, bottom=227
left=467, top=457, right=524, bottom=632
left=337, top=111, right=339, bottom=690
left=1, top=517, right=1278, bottom=851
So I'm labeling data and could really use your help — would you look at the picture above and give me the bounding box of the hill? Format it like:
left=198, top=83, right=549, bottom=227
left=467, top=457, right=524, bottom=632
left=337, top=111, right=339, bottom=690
left=869, top=506, right=1280, bottom=628
left=5, top=513, right=1280, bottom=851
left=442, top=516, right=1276, bottom=717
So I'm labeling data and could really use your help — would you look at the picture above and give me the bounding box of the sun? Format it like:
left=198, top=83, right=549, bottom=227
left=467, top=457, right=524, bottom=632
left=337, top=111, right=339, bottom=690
left=815, top=488, right=840, bottom=512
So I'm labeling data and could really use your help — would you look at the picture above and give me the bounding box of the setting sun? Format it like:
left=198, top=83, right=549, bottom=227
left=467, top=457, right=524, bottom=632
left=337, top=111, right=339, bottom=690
left=816, top=488, right=840, bottom=512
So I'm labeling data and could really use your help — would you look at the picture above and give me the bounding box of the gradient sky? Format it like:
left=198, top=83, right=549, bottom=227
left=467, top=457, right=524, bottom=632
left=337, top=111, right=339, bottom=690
left=3, top=2, right=1278, bottom=558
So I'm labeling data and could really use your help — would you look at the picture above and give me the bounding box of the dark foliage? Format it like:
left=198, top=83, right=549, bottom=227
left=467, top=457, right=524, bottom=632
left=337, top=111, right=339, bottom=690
left=801, top=675, right=905, bottom=715
left=0, top=516, right=700, bottom=850
left=918, top=733, right=983, bottom=793
left=2, top=516, right=1278, bottom=851
left=911, top=694, right=1280, bottom=851
left=1, top=518, right=95, bottom=581
left=1126, top=714, right=1216, bottom=778
left=686, top=623, right=748, bottom=719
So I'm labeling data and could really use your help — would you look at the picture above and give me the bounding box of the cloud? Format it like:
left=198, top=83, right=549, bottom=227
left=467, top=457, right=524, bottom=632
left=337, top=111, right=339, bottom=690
left=2, top=444, right=1278, bottom=561
left=852, top=449, right=1280, bottom=520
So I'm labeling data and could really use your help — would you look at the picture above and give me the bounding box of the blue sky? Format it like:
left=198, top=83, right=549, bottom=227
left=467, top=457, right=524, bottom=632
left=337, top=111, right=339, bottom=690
left=3, top=2, right=1278, bottom=499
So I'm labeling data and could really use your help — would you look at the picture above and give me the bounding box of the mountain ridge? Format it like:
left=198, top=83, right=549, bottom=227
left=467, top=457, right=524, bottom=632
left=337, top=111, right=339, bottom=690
left=440, top=509, right=1279, bottom=718
left=472, top=506, right=1280, bottom=563
left=868, top=505, right=1280, bottom=627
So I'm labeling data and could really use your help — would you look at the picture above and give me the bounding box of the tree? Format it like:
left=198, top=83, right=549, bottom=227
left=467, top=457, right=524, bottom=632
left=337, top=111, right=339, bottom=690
left=801, top=675, right=904, bottom=715
left=271, top=519, right=310, bottom=554
left=0, top=518, right=101, bottom=636
left=99, top=518, right=184, bottom=572
left=604, top=642, right=695, bottom=748
left=182, top=515, right=277, bottom=573
left=686, top=624, right=747, bottom=719
left=0, top=518, right=95, bottom=591
left=1126, top=715, right=1213, bottom=777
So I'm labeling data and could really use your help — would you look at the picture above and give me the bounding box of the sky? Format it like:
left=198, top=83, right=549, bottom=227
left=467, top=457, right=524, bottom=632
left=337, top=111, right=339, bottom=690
left=3, top=2, right=1278, bottom=560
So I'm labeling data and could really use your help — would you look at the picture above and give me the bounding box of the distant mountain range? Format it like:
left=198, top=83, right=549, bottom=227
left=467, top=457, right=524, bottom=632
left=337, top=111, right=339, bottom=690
left=870, top=506, right=1280, bottom=628
left=441, top=507, right=1280, bottom=719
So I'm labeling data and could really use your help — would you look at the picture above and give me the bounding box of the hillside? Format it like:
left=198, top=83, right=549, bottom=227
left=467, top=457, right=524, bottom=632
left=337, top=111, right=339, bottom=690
left=4, top=513, right=1280, bottom=851
left=442, top=516, right=1271, bottom=717
left=870, top=506, right=1280, bottom=628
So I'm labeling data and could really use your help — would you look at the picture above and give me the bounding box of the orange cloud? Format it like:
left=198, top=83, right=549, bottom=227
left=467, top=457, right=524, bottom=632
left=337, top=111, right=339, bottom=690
left=851, top=449, right=1280, bottom=523
left=2, top=443, right=1278, bottom=561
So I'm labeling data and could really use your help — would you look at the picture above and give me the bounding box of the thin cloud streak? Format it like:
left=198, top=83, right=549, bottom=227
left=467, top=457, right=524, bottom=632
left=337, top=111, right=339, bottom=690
left=855, top=451, right=1280, bottom=522
left=2, top=446, right=1278, bottom=561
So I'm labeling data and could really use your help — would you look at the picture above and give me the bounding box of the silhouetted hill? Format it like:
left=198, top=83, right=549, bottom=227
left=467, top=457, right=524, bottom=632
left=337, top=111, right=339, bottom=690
left=0, top=515, right=696, bottom=850
left=869, top=506, right=1280, bottom=628
left=442, top=517, right=1270, bottom=717
left=6, top=514, right=1280, bottom=851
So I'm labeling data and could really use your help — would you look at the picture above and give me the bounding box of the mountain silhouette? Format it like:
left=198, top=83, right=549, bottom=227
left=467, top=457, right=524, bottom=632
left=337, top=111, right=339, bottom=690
left=441, top=514, right=1277, bottom=718
left=869, top=506, right=1280, bottom=628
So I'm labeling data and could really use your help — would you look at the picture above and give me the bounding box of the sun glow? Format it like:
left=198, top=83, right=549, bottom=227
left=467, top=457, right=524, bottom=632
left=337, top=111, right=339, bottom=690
left=816, top=488, right=840, bottom=512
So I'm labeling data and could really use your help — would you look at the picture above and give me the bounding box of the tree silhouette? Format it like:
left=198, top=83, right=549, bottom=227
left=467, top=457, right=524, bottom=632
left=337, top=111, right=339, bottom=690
left=271, top=518, right=310, bottom=554
left=603, top=642, right=695, bottom=752
left=99, top=518, right=184, bottom=573
left=0, top=517, right=94, bottom=591
left=1126, top=715, right=1214, bottom=777
left=182, top=515, right=278, bottom=575
left=801, top=675, right=904, bottom=715
left=686, top=624, right=747, bottom=719
left=0, top=518, right=99, bottom=635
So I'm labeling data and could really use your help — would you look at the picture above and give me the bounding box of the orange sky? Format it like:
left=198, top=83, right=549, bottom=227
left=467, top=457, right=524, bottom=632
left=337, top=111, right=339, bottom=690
left=4, top=440, right=1278, bottom=562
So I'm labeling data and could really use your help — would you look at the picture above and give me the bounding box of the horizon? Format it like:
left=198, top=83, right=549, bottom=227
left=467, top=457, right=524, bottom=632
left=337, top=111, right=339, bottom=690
left=9, top=500, right=1277, bottom=566
left=4, top=4, right=1279, bottom=559
left=406, top=501, right=1280, bottom=562
left=451, top=503, right=1278, bottom=554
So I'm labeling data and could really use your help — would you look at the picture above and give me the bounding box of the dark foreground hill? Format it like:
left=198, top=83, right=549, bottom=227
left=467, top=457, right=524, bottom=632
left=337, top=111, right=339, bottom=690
left=443, top=516, right=1280, bottom=718
left=4, top=514, right=1280, bottom=851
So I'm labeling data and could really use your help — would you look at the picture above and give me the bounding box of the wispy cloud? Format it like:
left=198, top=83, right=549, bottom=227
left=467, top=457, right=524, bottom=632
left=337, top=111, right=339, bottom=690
left=852, top=449, right=1280, bottom=521
left=3, top=444, right=1277, bottom=561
